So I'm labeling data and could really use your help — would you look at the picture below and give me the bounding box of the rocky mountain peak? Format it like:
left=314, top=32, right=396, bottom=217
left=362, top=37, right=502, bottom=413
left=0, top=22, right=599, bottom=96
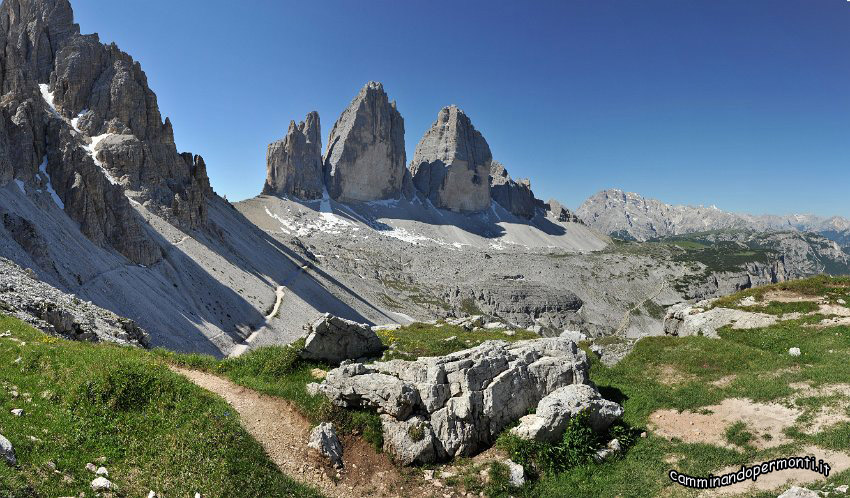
left=0, top=0, right=217, bottom=267
left=323, top=81, right=406, bottom=202
left=263, top=111, right=324, bottom=200
left=409, top=105, right=492, bottom=213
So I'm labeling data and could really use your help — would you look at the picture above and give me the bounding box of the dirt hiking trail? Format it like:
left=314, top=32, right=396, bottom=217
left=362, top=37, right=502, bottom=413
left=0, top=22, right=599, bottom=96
left=172, top=367, right=439, bottom=498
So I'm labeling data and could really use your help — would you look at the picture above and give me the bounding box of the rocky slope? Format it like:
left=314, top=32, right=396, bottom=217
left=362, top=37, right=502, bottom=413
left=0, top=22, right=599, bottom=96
left=0, top=256, right=149, bottom=346
left=578, top=188, right=850, bottom=248
left=0, top=0, right=406, bottom=355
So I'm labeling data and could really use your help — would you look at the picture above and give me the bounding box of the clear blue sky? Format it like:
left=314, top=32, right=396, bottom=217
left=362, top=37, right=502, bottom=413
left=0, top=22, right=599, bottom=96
left=71, top=0, right=850, bottom=217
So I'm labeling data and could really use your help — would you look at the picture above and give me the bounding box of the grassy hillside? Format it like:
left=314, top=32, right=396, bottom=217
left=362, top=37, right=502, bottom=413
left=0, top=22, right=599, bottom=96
left=0, top=314, right=321, bottom=498
left=527, top=276, right=850, bottom=497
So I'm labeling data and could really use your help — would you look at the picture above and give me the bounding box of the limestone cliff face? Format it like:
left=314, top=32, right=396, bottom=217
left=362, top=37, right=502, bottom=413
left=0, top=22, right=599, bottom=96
left=489, top=161, right=539, bottom=219
left=263, top=112, right=323, bottom=200
left=409, top=106, right=491, bottom=213
left=324, top=82, right=406, bottom=202
left=0, top=0, right=214, bottom=265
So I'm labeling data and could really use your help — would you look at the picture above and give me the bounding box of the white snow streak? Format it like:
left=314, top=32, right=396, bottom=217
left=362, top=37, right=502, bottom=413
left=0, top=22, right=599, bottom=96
left=82, top=133, right=118, bottom=184
left=13, top=179, right=25, bottom=194
left=39, top=156, right=64, bottom=209
left=38, top=84, right=60, bottom=117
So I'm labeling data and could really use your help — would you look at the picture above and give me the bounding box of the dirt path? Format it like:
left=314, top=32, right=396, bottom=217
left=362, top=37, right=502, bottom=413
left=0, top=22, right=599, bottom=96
left=230, top=286, right=287, bottom=357
left=172, top=367, right=435, bottom=498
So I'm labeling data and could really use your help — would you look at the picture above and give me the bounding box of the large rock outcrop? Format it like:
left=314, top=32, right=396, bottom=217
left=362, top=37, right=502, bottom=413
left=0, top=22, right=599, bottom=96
left=316, top=337, right=594, bottom=464
left=490, top=161, right=539, bottom=219
left=263, top=112, right=323, bottom=200
left=410, top=106, right=491, bottom=213
left=323, top=82, right=406, bottom=202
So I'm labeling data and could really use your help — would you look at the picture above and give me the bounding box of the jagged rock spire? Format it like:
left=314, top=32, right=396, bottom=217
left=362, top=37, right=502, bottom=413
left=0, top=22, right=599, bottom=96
left=323, top=81, right=406, bottom=202
left=263, top=112, right=323, bottom=200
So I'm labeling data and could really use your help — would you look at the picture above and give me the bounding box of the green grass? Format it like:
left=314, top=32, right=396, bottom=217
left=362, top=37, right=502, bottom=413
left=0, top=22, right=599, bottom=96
left=374, top=322, right=538, bottom=361
left=725, top=421, right=755, bottom=448
left=0, top=314, right=321, bottom=498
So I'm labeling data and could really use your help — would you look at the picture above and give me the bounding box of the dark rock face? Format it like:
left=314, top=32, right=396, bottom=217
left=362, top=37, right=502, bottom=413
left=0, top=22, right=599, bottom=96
left=545, top=199, right=582, bottom=223
left=263, top=112, right=324, bottom=200
left=489, top=161, right=538, bottom=219
left=0, top=0, right=213, bottom=266
left=410, top=106, right=491, bottom=213
left=324, top=82, right=406, bottom=202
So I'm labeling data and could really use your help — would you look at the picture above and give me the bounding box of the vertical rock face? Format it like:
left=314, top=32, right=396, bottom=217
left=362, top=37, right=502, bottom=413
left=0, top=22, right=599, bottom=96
left=0, top=0, right=215, bottom=266
left=409, top=106, right=491, bottom=213
left=263, top=111, right=323, bottom=200
left=323, top=82, right=406, bottom=202
left=489, top=161, right=539, bottom=219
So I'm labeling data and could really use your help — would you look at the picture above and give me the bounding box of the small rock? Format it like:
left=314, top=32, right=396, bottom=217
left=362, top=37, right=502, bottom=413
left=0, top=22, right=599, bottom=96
left=96, top=456, right=107, bottom=464
left=836, top=485, right=848, bottom=494
left=310, top=368, right=327, bottom=380
left=444, top=336, right=457, bottom=342
left=10, top=409, right=23, bottom=417
left=423, top=469, right=434, bottom=480
left=560, top=330, right=588, bottom=343
left=90, top=477, right=113, bottom=492
left=778, top=487, right=819, bottom=498
left=483, top=322, right=505, bottom=330
left=147, top=492, right=157, bottom=498
left=789, top=347, right=802, bottom=357
left=86, top=462, right=97, bottom=472
left=739, top=296, right=758, bottom=307
left=0, top=434, right=16, bottom=466
left=503, top=331, right=516, bottom=337
left=46, top=461, right=57, bottom=471
left=96, top=466, right=108, bottom=476
left=837, top=299, right=846, bottom=305
left=307, top=422, right=344, bottom=468
left=306, top=382, right=321, bottom=397
left=503, top=459, right=524, bottom=487
left=593, top=438, right=622, bottom=463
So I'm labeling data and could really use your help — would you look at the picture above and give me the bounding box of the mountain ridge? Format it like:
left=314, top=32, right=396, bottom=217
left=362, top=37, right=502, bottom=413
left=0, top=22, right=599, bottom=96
left=577, top=188, right=850, bottom=247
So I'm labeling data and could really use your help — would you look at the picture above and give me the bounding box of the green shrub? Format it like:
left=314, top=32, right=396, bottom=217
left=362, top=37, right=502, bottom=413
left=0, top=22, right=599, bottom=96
left=499, top=412, right=641, bottom=480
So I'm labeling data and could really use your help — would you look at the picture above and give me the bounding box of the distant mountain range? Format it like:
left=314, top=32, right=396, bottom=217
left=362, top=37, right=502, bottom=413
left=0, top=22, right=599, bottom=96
left=577, top=189, right=850, bottom=248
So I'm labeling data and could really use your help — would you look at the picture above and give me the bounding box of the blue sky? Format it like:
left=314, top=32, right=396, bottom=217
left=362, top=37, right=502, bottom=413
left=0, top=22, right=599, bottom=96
left=71, top=0, right=850, bottom=217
